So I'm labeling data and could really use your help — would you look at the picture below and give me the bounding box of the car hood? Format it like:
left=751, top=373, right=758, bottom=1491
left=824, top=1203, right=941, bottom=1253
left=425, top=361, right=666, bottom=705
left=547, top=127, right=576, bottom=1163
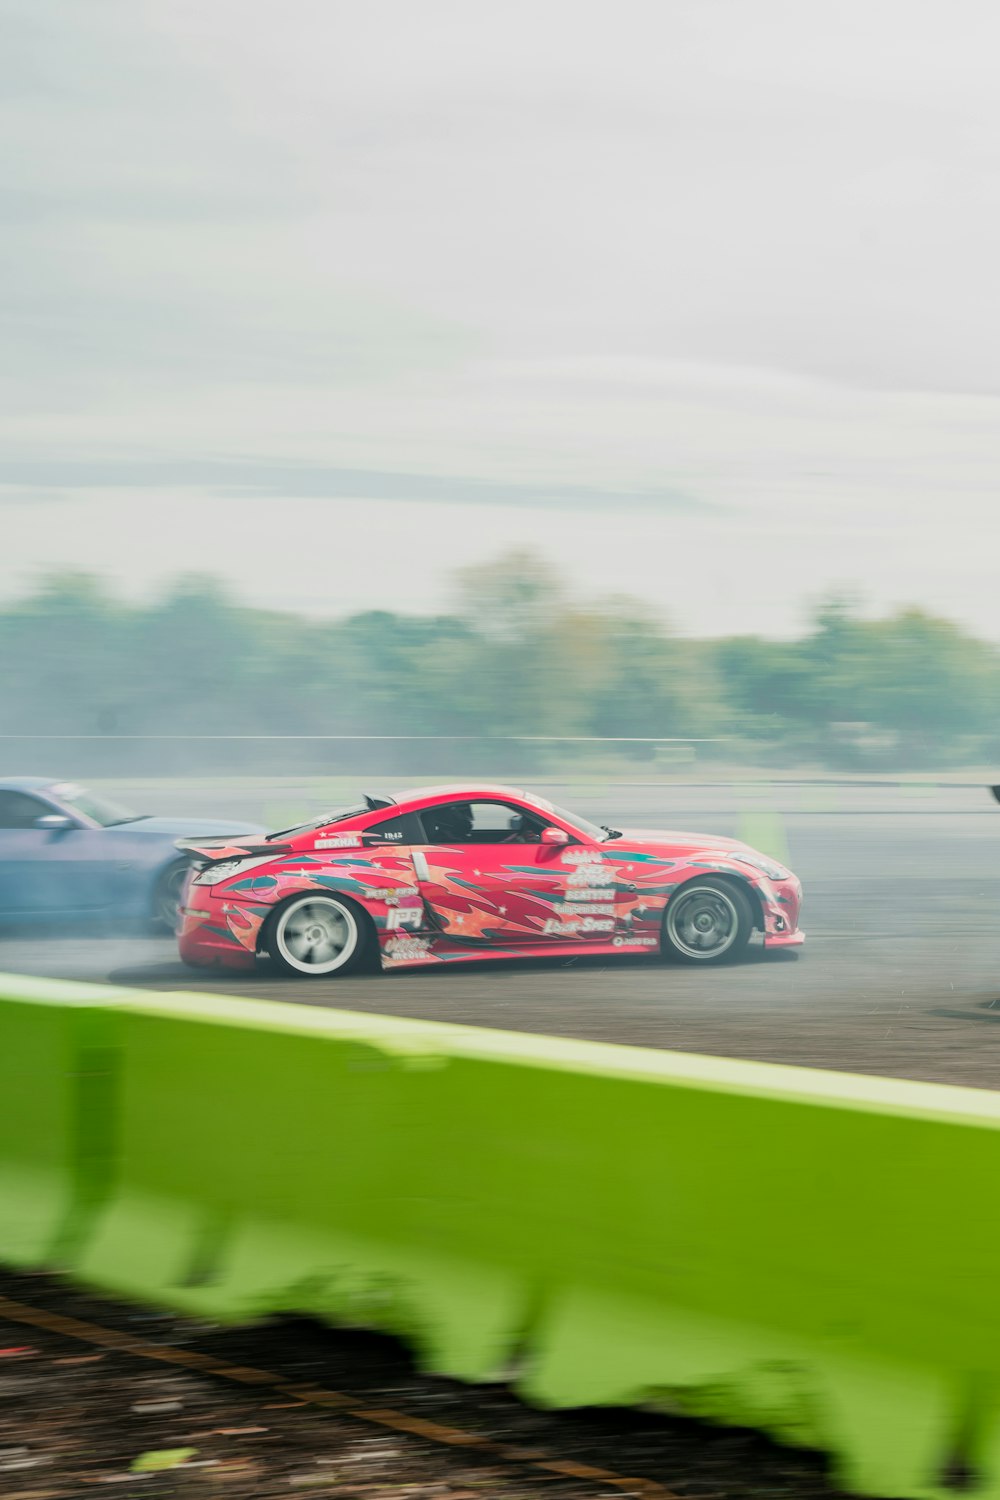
left=106, top=817, right=265, bottom=838
left=616, top=828, right=755, bottom=857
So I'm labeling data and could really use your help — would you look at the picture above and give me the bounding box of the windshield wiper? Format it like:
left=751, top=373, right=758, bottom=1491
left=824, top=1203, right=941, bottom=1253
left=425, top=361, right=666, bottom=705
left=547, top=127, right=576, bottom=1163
left=601, top=825, right=622, bottom=841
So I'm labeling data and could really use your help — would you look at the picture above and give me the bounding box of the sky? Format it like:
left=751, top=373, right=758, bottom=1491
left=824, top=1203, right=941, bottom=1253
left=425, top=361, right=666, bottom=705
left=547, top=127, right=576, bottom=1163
left=3, top=0, right=1000, bottom=638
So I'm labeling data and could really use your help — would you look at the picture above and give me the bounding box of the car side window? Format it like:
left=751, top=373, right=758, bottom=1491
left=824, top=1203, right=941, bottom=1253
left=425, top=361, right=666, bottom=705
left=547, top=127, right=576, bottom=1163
left=420, top=800, right=549, bottom=844
left=362, top=812, right=423, bottom=845
left=0, top=792, right=51, bottom=829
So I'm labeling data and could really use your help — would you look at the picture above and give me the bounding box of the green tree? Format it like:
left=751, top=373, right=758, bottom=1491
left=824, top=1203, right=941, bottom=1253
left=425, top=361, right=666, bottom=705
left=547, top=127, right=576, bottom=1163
left=1, top=561, right=998, bottom=774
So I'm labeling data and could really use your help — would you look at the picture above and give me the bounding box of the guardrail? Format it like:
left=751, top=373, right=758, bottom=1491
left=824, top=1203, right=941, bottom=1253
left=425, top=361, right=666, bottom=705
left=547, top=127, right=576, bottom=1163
left=7, top=727, right=991, bottom=780
left=3, top=971, right=1000, bottom=1499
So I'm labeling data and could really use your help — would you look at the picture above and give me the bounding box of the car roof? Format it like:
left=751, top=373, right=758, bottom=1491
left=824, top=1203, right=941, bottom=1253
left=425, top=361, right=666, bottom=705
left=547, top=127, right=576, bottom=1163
left=392, top=783, right=530, bottom=810
left=0, top=776, right=59, bottom=793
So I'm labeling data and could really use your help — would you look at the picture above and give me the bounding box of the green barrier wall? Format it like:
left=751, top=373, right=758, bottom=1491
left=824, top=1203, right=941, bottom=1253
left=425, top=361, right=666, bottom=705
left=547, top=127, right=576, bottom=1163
left=0, top=976, right=122, bottom=1267
left=3, top=971, right=1000, bottom=1499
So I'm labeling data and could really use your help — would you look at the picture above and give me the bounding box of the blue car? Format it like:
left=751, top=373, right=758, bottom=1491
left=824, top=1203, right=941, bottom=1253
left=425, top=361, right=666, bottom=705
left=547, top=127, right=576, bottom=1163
left=0, top=776, right=263, bottom=929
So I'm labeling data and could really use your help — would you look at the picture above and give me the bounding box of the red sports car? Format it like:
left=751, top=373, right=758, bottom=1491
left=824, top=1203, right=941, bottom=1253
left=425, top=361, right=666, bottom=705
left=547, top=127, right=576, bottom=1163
left=176, top=784, right=803, bottom=977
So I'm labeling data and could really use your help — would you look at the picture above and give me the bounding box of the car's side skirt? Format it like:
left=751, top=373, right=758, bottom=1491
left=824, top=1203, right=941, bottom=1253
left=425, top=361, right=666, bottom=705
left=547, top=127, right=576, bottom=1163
left=379, top=933, right=663, bottom=968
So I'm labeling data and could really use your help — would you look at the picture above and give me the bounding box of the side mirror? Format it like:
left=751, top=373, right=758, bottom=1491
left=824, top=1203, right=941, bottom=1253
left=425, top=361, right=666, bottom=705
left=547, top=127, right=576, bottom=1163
left=35, top=813, right=74, bottom=833
left=540, top=826, right=570, bottom=846
left=991, top=786, right=1000, bottom=804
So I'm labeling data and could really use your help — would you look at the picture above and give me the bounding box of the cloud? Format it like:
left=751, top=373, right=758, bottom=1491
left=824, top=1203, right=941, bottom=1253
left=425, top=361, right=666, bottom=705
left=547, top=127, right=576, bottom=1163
left=0, top=459, right=704, bottom=511
left=2, top=0, right=1000, bottom=638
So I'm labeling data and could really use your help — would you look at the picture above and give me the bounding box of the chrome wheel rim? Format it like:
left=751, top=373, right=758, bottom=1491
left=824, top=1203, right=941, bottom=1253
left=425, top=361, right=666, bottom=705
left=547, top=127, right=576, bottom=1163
left=666, top=885, right=739, bottom=959
left=276, top=898, right=357, bottom=974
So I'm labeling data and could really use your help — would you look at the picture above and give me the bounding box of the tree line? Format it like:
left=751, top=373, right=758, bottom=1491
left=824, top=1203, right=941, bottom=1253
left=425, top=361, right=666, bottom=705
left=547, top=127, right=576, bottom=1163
left=1, top=551, right=997, bottom=774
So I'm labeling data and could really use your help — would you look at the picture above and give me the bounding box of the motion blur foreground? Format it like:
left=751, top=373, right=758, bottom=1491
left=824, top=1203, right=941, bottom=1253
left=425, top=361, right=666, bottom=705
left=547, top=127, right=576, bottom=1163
left=177, top=781, right=803, bottom=976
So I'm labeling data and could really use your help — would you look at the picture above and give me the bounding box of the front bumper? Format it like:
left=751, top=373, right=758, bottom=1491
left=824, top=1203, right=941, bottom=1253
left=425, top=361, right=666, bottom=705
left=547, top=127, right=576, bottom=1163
left=762, top=926, right=805, bottom=949
left=759, top=874, right=804, bottom=948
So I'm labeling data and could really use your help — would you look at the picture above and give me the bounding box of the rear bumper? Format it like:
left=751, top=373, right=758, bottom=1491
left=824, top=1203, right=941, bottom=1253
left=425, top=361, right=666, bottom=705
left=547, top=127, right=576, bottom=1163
left=177, top=906, right=259, bottom=970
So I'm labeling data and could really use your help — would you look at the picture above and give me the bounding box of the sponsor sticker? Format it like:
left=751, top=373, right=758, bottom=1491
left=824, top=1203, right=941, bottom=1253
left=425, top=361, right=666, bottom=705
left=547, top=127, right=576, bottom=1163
left=567, top=864, right=616, bottom=887
left=560, top=902, right=614, bottom=914
left=564, top=889, right=615, bottom=902
left=384, top=906, right=423, bottom=930
left=543, top=916, right=615, bottom=936
left=315, top=836, right=362, bottom=849
left=563, top=848, right=603, bottom=864
left=384, top=936, right=432, bottom=960
left=613, top=935, right=658, bottom=947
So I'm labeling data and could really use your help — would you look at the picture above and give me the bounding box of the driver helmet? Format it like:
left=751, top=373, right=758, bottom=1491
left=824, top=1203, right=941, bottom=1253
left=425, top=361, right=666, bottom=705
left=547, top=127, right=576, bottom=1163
left=428, top=803, right=473, bottom=842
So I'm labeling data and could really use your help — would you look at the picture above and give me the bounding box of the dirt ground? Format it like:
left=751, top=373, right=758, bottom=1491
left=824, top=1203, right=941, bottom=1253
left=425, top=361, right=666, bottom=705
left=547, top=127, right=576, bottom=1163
left=0, top=1272, right=856, bottom=1500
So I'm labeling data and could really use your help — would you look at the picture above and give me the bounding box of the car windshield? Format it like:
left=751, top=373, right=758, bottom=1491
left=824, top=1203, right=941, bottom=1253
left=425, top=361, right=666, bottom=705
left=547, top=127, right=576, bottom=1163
left=267, top=804, right=367, bottom=840
left=522, top=793, right=612, bottom=843
left=50, top=782, right=140, bottom=828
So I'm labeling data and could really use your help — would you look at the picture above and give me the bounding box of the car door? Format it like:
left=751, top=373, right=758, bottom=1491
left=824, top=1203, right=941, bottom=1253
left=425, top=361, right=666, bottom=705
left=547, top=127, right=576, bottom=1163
left=409, top=799, right=616, bottom=945
left=353, top=810, right=426, bottom=913
left=0, top=791, right=113, bottom=916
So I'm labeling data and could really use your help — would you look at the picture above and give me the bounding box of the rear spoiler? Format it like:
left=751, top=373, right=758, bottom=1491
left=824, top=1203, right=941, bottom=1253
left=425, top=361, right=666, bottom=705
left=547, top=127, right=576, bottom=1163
left=175, top=836, right=291, bottom=867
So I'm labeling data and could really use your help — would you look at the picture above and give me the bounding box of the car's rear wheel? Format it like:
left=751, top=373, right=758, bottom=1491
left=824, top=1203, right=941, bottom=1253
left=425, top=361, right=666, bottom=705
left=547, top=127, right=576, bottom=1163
left=153, top=860, right=189, bottom=933
left=661, top=878, right=753, bottom=964
left=266, top=894, right=368, bottom=978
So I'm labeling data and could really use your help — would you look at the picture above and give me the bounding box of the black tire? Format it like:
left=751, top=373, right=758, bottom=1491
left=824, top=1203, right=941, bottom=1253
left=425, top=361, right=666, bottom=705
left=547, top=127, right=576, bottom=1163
left=152, top=860, right=190, bottom=933
left=265, top=893, right=371, bottom=978
left=661, top=878, right=754, bottom=965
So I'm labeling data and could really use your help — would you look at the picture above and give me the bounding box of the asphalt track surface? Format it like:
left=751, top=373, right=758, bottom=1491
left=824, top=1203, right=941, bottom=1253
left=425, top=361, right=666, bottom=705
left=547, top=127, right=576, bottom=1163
left=4, top=782, right=1000, bottom=1089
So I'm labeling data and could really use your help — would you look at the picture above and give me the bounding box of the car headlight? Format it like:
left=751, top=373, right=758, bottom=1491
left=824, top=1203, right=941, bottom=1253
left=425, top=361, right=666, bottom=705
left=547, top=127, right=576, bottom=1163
left=733, top=852, right=790, bottom=881
left=193, top=856, right=274, bottom=887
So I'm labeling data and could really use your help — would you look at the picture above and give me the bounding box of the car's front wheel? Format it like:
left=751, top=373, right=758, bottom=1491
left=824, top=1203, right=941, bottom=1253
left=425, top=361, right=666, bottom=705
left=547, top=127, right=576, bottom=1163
left=266, top=894, right=369, bottom=978
left=661, top=879, right=753, bottom=964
